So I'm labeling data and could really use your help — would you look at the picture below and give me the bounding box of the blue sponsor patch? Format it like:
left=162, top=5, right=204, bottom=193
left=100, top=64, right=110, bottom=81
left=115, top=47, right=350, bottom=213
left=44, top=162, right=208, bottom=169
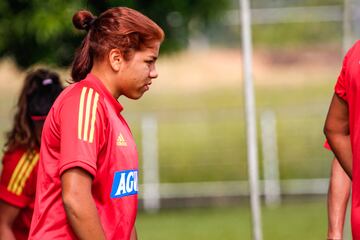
left=110, top=170, right=138, bottom=198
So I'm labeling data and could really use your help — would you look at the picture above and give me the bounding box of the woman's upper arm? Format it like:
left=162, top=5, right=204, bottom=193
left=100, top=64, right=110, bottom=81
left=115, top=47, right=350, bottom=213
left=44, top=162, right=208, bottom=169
left=0, top=200, right=20, bottom=226
left=324, top=93, right=349, bottom=136
left=61, top=168, right=93, bottom=202
left=58, top=91, right=107, bottom=178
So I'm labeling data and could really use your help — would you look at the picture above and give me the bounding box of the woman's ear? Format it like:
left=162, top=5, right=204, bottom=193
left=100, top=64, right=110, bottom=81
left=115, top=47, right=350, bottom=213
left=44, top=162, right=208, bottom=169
left=108, top=49, right=123, bottom=71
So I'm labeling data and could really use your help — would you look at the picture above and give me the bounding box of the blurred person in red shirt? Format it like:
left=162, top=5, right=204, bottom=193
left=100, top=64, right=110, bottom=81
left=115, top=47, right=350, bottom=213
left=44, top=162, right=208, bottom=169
left=29, top=7, right=164, bottom=240
left=0, top=69, right=63, bottom=240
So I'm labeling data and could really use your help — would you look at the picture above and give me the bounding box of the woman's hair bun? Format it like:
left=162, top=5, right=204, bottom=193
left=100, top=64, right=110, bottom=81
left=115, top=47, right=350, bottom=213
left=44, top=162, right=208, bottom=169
left=72, top=10, right=96, bottom=31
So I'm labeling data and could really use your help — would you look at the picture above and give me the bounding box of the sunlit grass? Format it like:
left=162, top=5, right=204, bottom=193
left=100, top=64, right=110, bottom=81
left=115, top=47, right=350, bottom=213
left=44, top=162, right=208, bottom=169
left=137, top=198, right=329, bottom=240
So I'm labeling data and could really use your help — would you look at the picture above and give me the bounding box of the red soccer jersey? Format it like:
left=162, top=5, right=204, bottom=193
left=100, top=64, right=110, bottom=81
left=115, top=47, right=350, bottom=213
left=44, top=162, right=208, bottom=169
left=0, top=148, right=39, bottom=240
left=333, top=41, right=360, bottom=239
left=29, top=74, right=139, bottom=239
left=324, top=140, right=331, bottom=150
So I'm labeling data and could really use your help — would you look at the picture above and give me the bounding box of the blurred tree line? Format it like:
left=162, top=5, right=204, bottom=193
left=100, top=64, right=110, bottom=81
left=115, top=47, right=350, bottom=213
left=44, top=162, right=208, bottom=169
left=0, top=0, right=230, bottom=68
left=250, top=0, right=342, bottom=8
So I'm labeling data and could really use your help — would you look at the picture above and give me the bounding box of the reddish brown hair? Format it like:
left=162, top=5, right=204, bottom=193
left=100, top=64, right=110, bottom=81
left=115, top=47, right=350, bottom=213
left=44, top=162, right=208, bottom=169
left=71, top=7, right=165, bottom=82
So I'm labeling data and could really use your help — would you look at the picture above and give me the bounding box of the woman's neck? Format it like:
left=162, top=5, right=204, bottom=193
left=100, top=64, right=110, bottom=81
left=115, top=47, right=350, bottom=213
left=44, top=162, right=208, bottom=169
left=90, top=64, right=121, bottom=99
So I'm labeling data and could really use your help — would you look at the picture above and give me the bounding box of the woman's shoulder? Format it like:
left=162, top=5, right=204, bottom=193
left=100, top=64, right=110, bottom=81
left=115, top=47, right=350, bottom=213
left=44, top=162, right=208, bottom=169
left=347, top=40, right=360, bottom=58
left=52, top=80, right=108, bottom=126
left=58, top=80, right=106, bottom=107
left=2, top=147, right=30, bottom=163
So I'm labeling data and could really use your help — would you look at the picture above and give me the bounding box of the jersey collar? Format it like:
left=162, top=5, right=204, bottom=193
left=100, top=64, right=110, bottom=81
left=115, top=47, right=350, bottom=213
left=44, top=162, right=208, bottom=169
left=86, top=73, right=124, bottom=113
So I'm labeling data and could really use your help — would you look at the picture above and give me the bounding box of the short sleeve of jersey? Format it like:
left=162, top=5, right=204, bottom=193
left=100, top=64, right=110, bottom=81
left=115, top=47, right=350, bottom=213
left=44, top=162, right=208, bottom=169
left=0, top=150, right=37, bottom=208
left=58, top=87, right=107, bottom=178
left=323, top=140, right=331, bottom=151
left=335, top=42, right=359, bottom=101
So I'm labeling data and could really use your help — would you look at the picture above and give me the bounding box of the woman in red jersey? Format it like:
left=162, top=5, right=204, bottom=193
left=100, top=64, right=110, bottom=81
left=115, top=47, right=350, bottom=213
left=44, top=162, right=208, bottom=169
left=29, top=7, right=164, bottom=240
left=0, top=69, right=63, bottom=240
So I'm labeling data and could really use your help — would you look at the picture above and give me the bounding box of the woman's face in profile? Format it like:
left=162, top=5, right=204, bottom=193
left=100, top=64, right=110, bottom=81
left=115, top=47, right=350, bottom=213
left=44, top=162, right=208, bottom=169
left=116, top=42, right=161, bottom=99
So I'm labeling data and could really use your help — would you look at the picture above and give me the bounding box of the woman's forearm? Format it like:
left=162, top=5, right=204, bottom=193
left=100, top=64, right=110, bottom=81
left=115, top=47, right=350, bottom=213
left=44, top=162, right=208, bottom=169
left=327, top=158, right=351, bottom=239
left=63, top=192, right=105, bottom=240
left=61, top=168, right=105, bottom=240
left=130, top=226, right=138, bottom=240
left=326, top=134, right=352, bottom=179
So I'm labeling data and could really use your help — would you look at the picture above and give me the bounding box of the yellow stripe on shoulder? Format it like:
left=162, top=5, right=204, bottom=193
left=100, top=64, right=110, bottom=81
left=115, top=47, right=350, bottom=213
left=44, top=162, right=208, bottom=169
left=7, top=152, right=28, bottom=193
left=83, top=88, right=94, bottom=141
left=14, top=153, right=39, bottom=195
left=89, top=92, right=99, bottom=143
left=78, top=87, right=88, bottom=140
left=77, top=87, right=100, bottom=143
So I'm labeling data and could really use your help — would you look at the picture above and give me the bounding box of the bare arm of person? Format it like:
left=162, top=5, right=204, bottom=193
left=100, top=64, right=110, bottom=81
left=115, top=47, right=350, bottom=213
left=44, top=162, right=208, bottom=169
left=0, top=200, right=20, bottom=240
left=327, top=158, right=351, bottom=240
left=61, top=168, right=106, bottom=240
left=324, top=93, right=352, bottom=179
left=130, top=226, right=138, bottom=240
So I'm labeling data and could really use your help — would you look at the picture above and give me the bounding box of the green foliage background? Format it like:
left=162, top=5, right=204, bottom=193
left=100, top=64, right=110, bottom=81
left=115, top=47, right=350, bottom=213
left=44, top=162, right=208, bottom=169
left=0, top=0, right=230, bottom=68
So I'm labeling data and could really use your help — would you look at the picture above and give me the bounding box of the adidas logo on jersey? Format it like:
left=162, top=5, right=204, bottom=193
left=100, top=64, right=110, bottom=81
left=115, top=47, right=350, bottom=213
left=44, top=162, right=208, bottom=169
left=110, top=170, right=138, bottom=198
left=116, top=133, right=127, bottom=146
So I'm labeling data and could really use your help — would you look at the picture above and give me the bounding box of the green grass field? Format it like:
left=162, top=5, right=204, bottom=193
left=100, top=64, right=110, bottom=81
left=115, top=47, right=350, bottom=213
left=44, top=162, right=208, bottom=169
left=137, top=198, right=334, bottom=240
left=127, top=82, right=337, bottom=238
left=118, top=82, right=335, bottom=183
